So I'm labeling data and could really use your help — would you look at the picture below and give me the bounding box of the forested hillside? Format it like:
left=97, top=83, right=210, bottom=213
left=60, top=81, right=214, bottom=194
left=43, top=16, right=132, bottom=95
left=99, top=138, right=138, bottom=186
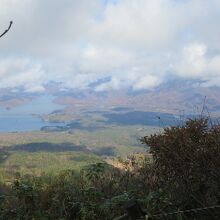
left=1, top=118, right=220, bottom=219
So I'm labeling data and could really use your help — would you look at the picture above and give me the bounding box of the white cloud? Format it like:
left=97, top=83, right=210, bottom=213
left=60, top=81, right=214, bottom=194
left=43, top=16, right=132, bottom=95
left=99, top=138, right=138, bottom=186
left=173, top=42, right=220, bottom=86
left=92, top=0, right=192, bottom=50
left=0, top=57, right=46, bottom=92
left=95, top=77, right=121, bottom=91
left=133, top=75, right=161, bottom=90
left=0, top=0, right=220, bottom=92
left=173, top=43, right=208, bottom=78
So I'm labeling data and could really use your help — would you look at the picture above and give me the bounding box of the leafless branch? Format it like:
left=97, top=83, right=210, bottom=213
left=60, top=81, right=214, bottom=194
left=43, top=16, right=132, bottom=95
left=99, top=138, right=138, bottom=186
left=0, top=21, right=13, bottom=38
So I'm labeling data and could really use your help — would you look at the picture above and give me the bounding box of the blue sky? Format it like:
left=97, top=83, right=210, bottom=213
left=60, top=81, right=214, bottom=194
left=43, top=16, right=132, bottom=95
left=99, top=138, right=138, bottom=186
left=0, top=0, right=220, bottom=93
left=101, top=0, right=118, bottom=5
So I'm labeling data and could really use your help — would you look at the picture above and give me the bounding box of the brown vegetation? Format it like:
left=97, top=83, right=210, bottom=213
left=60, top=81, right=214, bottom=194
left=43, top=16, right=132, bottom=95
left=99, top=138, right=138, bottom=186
left=0, top=118, right=220, bottom=219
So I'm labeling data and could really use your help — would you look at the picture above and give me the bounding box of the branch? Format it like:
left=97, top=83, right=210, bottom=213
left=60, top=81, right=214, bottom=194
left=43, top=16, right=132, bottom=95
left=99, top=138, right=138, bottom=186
left=0, top=21, right=13, bottom=38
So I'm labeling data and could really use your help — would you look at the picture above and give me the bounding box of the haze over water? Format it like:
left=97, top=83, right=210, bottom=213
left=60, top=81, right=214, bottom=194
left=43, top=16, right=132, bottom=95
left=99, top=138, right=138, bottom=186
left=0, top=95, right=65, bottom=132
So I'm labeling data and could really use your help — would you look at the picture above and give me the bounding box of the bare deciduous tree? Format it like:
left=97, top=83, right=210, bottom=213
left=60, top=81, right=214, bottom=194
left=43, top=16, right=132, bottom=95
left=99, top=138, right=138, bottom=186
left=0, top=21, right=13, bottom=38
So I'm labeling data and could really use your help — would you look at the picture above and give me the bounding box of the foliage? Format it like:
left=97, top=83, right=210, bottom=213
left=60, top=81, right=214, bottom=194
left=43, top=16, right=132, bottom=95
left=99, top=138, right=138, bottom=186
left=0, top=118, right=220, bottom=219
left=141, top=118, right=220, bottom=217
left=0, top=156, right=150, bottom=219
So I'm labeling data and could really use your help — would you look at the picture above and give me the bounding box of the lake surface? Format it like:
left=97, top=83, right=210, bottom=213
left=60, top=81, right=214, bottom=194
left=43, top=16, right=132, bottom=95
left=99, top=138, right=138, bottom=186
left=0, top=95, right=65, bottom=132
left=103, top=111, right=177, bottom=126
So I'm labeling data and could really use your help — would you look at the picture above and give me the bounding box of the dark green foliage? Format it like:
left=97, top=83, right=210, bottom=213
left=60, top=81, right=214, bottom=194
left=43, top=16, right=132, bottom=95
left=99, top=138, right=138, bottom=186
left=141, top=118, right=220, bottom=218
left=0, top=163, right=141, bottom=219
left=1, top=118, right=220, bottom=219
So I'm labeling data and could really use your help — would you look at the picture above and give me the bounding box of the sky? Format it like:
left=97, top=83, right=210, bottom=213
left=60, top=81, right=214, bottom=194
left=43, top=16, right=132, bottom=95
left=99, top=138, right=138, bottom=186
left=0, top=0, right=220, bottom=93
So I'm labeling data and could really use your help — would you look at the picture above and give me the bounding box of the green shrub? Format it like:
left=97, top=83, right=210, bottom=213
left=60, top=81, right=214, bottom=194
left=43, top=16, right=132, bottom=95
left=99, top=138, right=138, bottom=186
left=1, top=118, right=220, bottom=219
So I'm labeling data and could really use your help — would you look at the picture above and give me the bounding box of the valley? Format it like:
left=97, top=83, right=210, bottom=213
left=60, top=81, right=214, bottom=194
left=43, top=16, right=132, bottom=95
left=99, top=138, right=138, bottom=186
left=0, top=125, right=156, bottom=181
left=0, top=80, right=220, bottom=182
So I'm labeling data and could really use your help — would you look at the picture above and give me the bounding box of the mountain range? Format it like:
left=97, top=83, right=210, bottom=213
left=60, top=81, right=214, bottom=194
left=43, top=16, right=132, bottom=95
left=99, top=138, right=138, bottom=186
left=1, top=79, right=220, bottom=116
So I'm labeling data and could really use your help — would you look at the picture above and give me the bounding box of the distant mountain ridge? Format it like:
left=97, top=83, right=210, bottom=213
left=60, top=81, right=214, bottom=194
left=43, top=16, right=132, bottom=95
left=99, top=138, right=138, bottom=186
left=51, top=80, right=220, bottom=115
left=1, top=80, right=220, bottom=115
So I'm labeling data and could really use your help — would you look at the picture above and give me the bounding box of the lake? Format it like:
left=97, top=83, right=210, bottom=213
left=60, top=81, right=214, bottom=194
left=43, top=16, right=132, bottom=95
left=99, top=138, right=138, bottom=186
left=0, top=95, right=65, bottom=132
left=103, top=111, right=177, bottom=126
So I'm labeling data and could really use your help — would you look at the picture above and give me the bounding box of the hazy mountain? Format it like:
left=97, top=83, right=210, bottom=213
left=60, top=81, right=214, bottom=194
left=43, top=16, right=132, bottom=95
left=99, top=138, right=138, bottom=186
left=1, top=80, right=220, bottom=116
left=50, top=80, right=220, bottom=115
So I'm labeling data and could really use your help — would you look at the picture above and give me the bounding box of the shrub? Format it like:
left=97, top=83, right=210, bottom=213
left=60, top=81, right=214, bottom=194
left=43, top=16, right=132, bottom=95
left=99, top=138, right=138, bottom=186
left=1, top=118, right=220, bottom=219
left=141, top=118, right=220, bottom=212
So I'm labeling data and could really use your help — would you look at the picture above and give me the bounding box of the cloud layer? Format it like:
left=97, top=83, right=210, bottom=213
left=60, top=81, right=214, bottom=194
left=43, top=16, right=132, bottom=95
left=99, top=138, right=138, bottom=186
left=0, top=0, right=220, bottom=92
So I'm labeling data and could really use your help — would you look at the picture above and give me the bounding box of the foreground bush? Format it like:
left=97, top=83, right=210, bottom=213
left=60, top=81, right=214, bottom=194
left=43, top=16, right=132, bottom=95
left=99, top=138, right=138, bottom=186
left=0, top=118, right=220, bottom=219
left=141, top=118, right=220, bottom=211
left=0, top=159, right=150, bottom=220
